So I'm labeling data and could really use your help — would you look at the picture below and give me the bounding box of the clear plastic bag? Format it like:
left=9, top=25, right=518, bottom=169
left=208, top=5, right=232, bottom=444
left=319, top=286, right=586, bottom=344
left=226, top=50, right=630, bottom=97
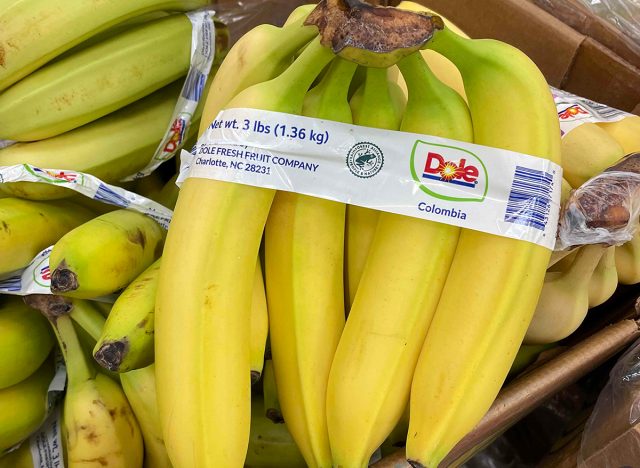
left=578, top=337, right=640, bottom=466
left=580, top=0, right=640, bottom=51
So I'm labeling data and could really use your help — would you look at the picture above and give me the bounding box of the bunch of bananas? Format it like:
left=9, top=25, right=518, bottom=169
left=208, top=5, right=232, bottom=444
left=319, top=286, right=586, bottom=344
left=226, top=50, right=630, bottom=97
left=1, top=0, right=639, bottom=467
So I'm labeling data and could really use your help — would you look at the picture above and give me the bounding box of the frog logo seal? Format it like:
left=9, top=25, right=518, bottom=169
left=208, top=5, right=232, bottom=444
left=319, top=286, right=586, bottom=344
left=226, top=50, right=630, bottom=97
left=346, top=142, right=384, bottom=178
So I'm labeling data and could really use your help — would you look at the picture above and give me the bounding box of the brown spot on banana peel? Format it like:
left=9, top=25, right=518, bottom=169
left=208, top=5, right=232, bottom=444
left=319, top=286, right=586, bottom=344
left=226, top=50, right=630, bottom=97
left=305, top=0, right=443, bottom=67
left=1, top=221, right=9, bottom=233
left=51, top=261, right=80, bottom=293
left=23, top=294, right=72, bottom=321
left=94, top=340, right=129, bottom=372
left=128, top=228, right=146, bottom=249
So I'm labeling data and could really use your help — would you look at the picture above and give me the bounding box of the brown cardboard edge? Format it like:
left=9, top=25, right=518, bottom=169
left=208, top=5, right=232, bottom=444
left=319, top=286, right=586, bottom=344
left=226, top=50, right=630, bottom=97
left=373, top=317, right=640, bottom=468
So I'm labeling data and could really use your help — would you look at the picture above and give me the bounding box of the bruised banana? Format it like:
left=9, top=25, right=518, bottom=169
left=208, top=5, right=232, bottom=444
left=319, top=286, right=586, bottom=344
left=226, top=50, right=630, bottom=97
left=156, top=37, right=334, bottom=468
left=597, top=115, right=640, bottom=155
left=0, top=198, right=94, bottom=275
left=50, top=209, right=164, bottom=299
left=0, top=0, right=208, bottom=91
left=588, top=246, right=618, bottom=308
left=525, top=244, right=605, bottom=344
left=327, top=51, right=472, bottom=468
left=266, top=57, right=355, bottom=468
left=0, top=14, right=193, bottom=141
left=407, top=27, right=562, bottom=468
left=345, top=67, right=406, bottom=307
left=25, top=295, right=143, bottom=467
left=0, top=296, right=54, bottom=390
left=0, top=81, right=197, bottom=201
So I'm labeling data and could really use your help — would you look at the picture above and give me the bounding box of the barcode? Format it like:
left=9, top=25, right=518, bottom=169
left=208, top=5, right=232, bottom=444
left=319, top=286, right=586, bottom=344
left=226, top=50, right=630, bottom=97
left=182, top=70, right=206, bottom=101
left=0, top=274, right=22, bottom=292
left=94, top=183, right=130, bottom=208
left=504, top=166, right=554, bottom=231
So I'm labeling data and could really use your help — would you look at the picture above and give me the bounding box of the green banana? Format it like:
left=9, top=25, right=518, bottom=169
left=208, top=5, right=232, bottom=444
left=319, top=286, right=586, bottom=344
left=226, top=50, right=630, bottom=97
left=0, top=0, right=209, bottom=91
left=0, top=198, right=95, bottom=275
left=0, top=296, right=54, bottom=390
left=0, top=82, right=196, bottom=201
left=327, top=51, right=472, bottom=468
left=0, top=14, right=193, bottom=141
left=50, top=209, right=165, bottom=299
left=0, top=357, right=54, bottom=452
left=0, top=440, right=33, bottom=468
left=156, top=36, right=333, bottom=468
left=157, top=175, right=180, bottom=210
left=345, top=67, right=406, bottom=306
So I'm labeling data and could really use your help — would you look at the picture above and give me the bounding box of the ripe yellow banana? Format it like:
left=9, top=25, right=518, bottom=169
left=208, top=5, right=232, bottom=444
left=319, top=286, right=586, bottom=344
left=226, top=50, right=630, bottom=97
left=407, top=27, right=562, bottom=467
left=597, top=115, right=640, bottom=154
left=327, top=51, right=472, bottom=468
left=26, top=294, right=144, bottom=468
left=156, top=36, right=333, bottom=468
left=0, top=296, right=54, bottom=390
left=525, top=244, right=605, bottom=344
left=262, top=359, right=284, bottom=424
left=0, top=0, right=208, bottom=91
left=0, top=14, right=193, bottom=141
left=121, top=365, right=172, bottom=468
left=615, top=232, right=640, bottom=285
left=0, top=357, right=53, bottom=452
left=0, top=83, right=195, bottom=201
left=0, top=198, right=94, bottom=275
left=588, top=246, right=618, bottom=308
left=250, top=259, right=269, bottom=383
left=265, top=57, right=355, bottom=468
left=345, top=67, right=405, bottom=307
left=561, top=122, right=625, bottom=188
left=50, top=209, right=165, bottom=299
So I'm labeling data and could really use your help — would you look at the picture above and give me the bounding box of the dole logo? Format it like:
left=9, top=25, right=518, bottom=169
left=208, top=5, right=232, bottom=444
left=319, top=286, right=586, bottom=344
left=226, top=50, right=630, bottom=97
left=558, top=104, right=589, bottom=120
left=410, top=141, right=488, bottom=202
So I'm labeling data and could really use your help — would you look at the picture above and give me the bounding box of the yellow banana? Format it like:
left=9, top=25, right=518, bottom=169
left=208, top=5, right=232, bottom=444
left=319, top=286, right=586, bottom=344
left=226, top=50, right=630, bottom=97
left=327, top=51, right=472, bottom=468
left=0, top=296, right=54, bottom=390
left=345, top=67, right=405, bottom=307
left=561, top=122, right=625, bottom=188
left=0, top=357, right=54, bottom=452
left=262, top=359, right=283, bottom=424
left=121, top=365, right=172, bottom=468
left=25, top=294, right=144, bottom=468
left=597, top=115, right=640, bottom=154
left=615, top=232, right=640, bottom=285
left=525, top=245, right=605, bottom=344
left=0, top=0, right=208, bottom=91
left=156, top=36, right=333, bottom=467
left=250, top=260, right=269, bottom=383
left=0, top=14, right=193, bottom=141
left=588, top=246, right=618, bottom=308
left=265, top=57, right=355, bottom=468
left=50, top=209, right=165, bottom=299
left=0, top=198, right=94, bottom=275
left=407, top=27, right=561, bottom=467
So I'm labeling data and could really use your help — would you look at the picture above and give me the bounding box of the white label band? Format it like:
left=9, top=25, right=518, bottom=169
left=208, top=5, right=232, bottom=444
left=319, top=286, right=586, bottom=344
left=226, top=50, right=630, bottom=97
left=179, top=108, right=563, bottom=250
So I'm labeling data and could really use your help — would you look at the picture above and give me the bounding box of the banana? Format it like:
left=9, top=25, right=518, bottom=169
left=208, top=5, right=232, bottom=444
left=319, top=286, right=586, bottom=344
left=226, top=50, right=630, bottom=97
left=616, top=232, right=640, bottom=285
left=157, top=175, right=180, bottom=210
left=327, top=51, right=472, bottom=468
left=525, top=245, right=605, bottom=344
left=345, top=67, right=405, bottom=307
left=50, top=209, right=165, bottom=299
left=0, top=440, right=33, bottom=468
left=0, top=357, right=54, bottom=452
left=265, top=57, right=355, bottom=468
left=134, top=172, right=167, bottom=204
left=250, top=260, right=269, bottom=383
left=561, top=122, right=625, bottom=188
left=407, top=27, right=562, bottom=467
left=246, top=395, right=307, bottom=468
left=25, top=294, right=144, bottom=468
left=588, top=246, right=618, bottom=308
left=0, top=296, right=54, bottom=390
left=262, top=359, right=284, bottom=424
left=0, top=198, right=94, bottom=275
left=0, top=0, right=208, bottom=91
left=121, top=365, right=172, bottom=468
left=508, top=343, right=554, bottom=376
left=597, top=115, right=640, bottom=154
left=0, top=14, right=193, bottom=141
left=94, top=259, right=161, bottom=372
left=156, top=35, right=333, bottom=468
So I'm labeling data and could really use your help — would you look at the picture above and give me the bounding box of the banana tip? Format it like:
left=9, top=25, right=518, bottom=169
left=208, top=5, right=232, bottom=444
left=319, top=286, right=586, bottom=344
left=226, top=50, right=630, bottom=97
left=93, top=340, right=128, bottom=372
left=407, top=460, right=425, bottom=468
left=250, top=370, right=261, bottom=385
left=51, top=263, right=79, bottom=293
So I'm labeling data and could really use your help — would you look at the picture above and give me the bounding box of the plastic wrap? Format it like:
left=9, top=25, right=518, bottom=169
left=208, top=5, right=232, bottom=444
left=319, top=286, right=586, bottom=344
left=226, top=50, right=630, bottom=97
left=578, top=337, right=640, bottom=466
left=580, top=0, right=640, bottom=50
left=556, top=152, right=640, bottom=250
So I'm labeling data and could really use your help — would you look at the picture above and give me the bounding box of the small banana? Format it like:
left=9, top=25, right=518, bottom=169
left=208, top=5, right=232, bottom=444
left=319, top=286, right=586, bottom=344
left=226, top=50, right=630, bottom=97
left=24, top=294, right=144, bottom=467
left=50, top=209, right=164, bottom=299
left=0, top=357, right=54, bottom=452
left=0, top=296, right=54, bottom=390
left=0, top=198, right=95, bottom=275
left=588, top=247, right=618, bottom=308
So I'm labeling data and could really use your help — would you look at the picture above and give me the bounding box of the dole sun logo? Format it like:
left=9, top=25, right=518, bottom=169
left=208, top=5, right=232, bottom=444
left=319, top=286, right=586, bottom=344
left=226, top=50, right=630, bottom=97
left=410, top=141, right=488, bottom=202
left=558, top=104, right=589, bottom=120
